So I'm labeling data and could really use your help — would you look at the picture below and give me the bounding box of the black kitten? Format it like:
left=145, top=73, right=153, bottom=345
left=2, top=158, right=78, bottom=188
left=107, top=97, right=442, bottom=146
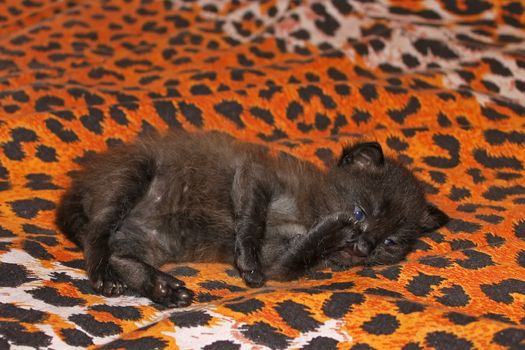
left=56, top=131, right=448, bottom=307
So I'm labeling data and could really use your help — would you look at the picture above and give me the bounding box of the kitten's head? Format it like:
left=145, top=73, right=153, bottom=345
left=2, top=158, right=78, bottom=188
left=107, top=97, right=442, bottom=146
left=325, top=141, right=449, bottom=267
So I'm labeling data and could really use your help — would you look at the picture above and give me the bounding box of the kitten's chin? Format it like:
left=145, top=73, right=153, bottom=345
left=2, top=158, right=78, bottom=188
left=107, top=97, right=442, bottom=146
left=328, top=249, right=367, bottom=267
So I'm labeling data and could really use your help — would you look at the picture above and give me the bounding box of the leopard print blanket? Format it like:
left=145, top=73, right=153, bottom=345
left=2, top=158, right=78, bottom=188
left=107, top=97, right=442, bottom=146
left=1, top=0, right=524, bottom=349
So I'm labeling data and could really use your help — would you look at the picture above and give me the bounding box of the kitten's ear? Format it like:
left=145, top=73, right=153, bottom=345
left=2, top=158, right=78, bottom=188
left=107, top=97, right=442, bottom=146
left=420, top=204, right=449, bottom=232
left=338, top=142, right=384, bottom=168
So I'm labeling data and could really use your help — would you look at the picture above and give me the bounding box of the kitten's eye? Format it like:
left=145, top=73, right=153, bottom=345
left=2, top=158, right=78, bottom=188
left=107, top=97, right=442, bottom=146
left=384, top=238, right=396, bottom=246
left=353, top=207, right=366, bottom=222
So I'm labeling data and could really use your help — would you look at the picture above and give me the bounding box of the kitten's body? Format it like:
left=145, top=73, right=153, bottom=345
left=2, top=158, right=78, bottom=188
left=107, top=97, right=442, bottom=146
left=56, top=131, right=448, bottom=306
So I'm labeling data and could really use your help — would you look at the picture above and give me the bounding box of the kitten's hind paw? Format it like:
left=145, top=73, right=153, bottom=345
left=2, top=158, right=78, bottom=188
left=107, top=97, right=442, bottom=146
left=150, top=273, right=194, bottom=307
left=241, top=269, right=266, bottom=288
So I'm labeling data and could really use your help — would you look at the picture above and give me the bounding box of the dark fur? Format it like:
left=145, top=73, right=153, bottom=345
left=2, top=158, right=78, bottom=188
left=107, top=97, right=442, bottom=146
left=56, top=131, right=448, bottom=306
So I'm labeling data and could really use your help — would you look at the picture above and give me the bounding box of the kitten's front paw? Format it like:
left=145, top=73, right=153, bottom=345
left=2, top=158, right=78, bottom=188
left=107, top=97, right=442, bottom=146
left=150, top=273, right=194, bottom=307
left=90, top=266, right=127, bottom=297
left=241, top=269, right=266, bottom=288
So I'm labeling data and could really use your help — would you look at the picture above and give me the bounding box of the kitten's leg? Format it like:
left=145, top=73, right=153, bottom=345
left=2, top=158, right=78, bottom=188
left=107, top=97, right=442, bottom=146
left=269, top=213, right=355, bottom=280
left=79, top=156, right=155, bottom=296
left=231, top=162, right=275, bottom=287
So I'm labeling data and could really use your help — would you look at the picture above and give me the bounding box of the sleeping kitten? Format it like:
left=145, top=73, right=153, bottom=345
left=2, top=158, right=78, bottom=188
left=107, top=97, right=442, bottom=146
left=56, top=131, right=448, bottom=307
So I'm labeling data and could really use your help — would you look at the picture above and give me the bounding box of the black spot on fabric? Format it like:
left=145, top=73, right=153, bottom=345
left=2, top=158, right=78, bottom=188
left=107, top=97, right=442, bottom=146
left=483, top=313, right=515, bottom=325
left=514, top=220, right=525, bottom=241
left=275, top=300, right=320, bottom=332
left=378, top=265, right=401, bottom=280
left=178, top=102, right=203, bottom=127
left=482, top=57, right=512, bottom=77
left=480, top=279, right=525, bottom=304
left=29, top=286, right=85, bottom=307
left=496, top=171, right=522, bottom=180
left=445, top=312, right=477, bottom=325
left=290, top=29, right=310, bottom=40
left=407, top=272, right=444, bottom=296
left=25, top=173, right=60, bottom=190
left=414, top=38, right=458, bottom=59
left=0, top=302, right=47, bottom=323
left=429, top=171, right=447, bottom=184
left=109, top=105, right=129, bottom=125
left=366, top=287, right=403, bottom=298
left=0, top=226, right=14, bottom=238
left=447, top=219, right=481, bottom=233
left=335, top=84, right=351, bottom=95
left=436, top=284, right=470, bottom=307
left=202, top=340, right=241, bottom=350
left=298, top=85, right=336, bottom=108
left=3, top=141, right=24, bottom=160
left=493, top=327, right=525, bottom=349
left=315, top=113, right=330, bottom=130
left=425, top=331, right=473, bottom=350
left=402, top=53, right=420, bottom=68
left=68, top=88, right=105, bottom=105
left=61, top=328, right=93, bottom=347
left=286, top=101, right=303, bottom=121
left=23, top=240, right=53, bottom=260
left=199, top=280, right=245, bottom=292
left=241, top=321, right=291, bottom=350
left=9, top=198, right=55, bottom=219
left=250, top=107, right=274, bottom=125
left=327, top=67, right=347, bottom=81
left=352, top=108, right=371, bottom=125
left=492, top=97, right=525, bottom=116
left=466, top=168, right=486, bottom=183
left=517, top=251, right=525, bottom=268
left=387, top=96, right=421, bottom=124
left=483, top=185, right=525, bottom=201
left=69, top=313, right=121, bottom=337
left=303, top=336, right=339, bottom=349
left=80, top=107, right=104, bottom=135
left=323, top=292, right=365, bottom=318
left=154, top=100, right=182, bottom=129
left=450, top=239, right=476, bottom=251
left=437, top=112, right=453, bottom=127
left=351, top=343, right=375, bottom=350
left=359, top=84, right=378, bottom=102
left=169, top=310, right=212, bottom=328
left=449, top=186, right=471, bottom=201
left=484, top=233, right=505, bottom=246
left=258, top=128, right=287, bottom=142
left=362, top=314, right=400, bottom=335
left=395, top=300, right=426, bottom=314
left=481, top=80, right=500, bottom=93
left=473, top=149, right=522, bottom=170
left=90, top=305, right=141, bottom=320
left=259, top=85, right=282, bottom=100
left=190, top=84, right=213, bottom=95
left=331, top=113, right=348, bottom=134
left=11, top=128, right=37, bottom=142
left=45, top=118, right=79, bottom=143
left=214, top=100, right=245, bottom=128
left=476, top=214, right=503, bottom=224
left=0, top=262, right=35, bottom=287
left=0, top=321, right=52, bottom=348
left=423, top=134, right=460, bottom=168
left=386, top=136, right=408, bottom=152
left=168, top=265, right=199, bottom=277
left=481, top=107, right=510, bottom=121
left=224, top=298, right=264, bottom=314
left=317, top=281, right=355, bottom=291
left=36, top=145, right=57, bottom=162
left=35, top=95, right=65, bottom=112
left=311, top=3, right=340, bottom=36
left=419, top=256, right=452, bottom=268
